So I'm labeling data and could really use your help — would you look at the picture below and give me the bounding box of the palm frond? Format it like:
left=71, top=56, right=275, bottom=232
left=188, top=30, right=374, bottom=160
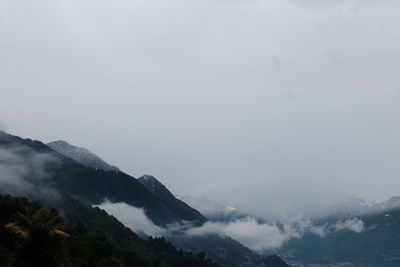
left=4, top=222, right=31, bottom=239
left=53, top=229, right=70, bottom=238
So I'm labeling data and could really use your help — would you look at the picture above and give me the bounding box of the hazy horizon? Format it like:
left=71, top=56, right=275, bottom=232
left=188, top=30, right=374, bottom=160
left=1, top=0, right=400, bottom=219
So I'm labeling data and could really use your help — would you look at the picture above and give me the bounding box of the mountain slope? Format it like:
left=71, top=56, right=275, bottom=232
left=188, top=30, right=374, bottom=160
left=138, top=175, right=207, bottom=224
left=0, top=130, right=206, bottom=226
left=48, top=140, right=119, bottom=171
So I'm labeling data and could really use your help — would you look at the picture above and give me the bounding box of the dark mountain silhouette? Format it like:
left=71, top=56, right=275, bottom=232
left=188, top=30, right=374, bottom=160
left=138, top=175, right=207, bottom=223
left=0, top=130, right=206, bottom=226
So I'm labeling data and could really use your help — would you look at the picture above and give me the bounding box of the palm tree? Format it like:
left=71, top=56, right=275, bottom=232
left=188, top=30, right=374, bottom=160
left=5, top=207, right=70, bottom=267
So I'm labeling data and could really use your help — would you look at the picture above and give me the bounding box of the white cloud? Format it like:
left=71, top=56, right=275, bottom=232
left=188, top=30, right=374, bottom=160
left=334, top=218, right=364, bottom=233
left=96, top=200, right=165, bottom=236
left=2, top=0, right=400, bottom=222
left=185, top=217, right=365, bottom=251
left=186, top=217, right=298, bottom=251
left=223, top=218, right=294, bottom=250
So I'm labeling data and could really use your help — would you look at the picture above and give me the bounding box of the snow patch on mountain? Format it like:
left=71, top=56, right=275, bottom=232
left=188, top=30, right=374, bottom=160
left=177, top=195, right=247, bottom=222
left=315, top=196, right=400, bottom=220
left=47, top=140, right=119, bottom=171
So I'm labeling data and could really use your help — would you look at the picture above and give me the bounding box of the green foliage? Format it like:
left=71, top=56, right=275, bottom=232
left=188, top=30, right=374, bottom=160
left=168, top=233, right=289, bottom=267
left=1, top=197, right=69, bottom=267
left=66, top=229, right=150, bottom=267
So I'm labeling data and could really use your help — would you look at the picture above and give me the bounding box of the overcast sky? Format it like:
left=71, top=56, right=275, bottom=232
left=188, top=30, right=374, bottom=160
left=1, top=0, right=400, bottom=218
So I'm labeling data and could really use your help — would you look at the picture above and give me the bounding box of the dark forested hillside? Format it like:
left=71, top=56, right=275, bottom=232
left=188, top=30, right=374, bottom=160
left=168, top=233, right=289, bottom=267
left=0, top=195, right=218, bottom=267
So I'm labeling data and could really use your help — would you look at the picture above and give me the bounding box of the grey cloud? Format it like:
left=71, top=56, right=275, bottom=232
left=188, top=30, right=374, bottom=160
left=0, top=147, right=60, bottom=200
left=0, top=122, right=7, bottom=131
left=1, top=0, right=400, bottom=218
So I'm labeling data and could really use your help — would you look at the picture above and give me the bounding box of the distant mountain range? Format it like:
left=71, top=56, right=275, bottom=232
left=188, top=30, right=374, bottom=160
left=313, top=196, right=400, bottom=219
left=269, top=196, right=400, bottom=266
left=273, top=205, right=400, bottom=266
left=180, top=188, right=400, bottom=266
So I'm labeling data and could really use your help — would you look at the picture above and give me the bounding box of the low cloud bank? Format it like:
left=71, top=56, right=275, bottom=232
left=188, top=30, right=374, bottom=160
left=186, top=217, right=365, bottom=251
left=96, top=200, right=365, bottom=252
left=96, top=201, right=165, bottom=236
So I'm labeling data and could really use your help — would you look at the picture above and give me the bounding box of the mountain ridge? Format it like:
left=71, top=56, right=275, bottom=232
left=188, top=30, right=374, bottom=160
left=47, top=140, right=120, bottom=172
